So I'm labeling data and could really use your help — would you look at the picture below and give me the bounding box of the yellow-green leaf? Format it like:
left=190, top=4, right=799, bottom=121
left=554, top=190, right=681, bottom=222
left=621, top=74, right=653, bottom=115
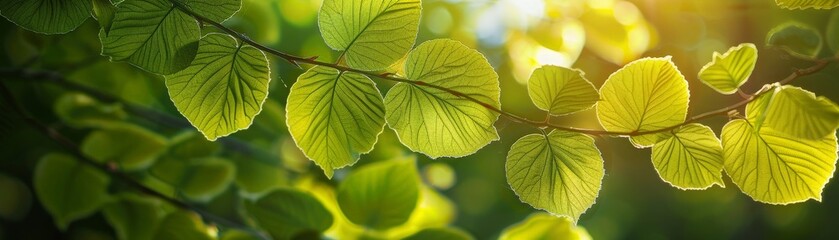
left=319, top=0, right=421, bottom=70
left=337, top=159, right=420, bottom=230
left=766, top=22, right=823, bottom=60
left=505, top=130, right=604, bottom=222
left=745, top=85, right=776, bottom=128
left=698, top=43, right=758, bottom=94
left=597, top=57, right=690, bottom=148
left=245, top=189, right=333, bottom=240
left=722, top=119, right=838, bottom=204
left=150, top=157, right=236, bottom=202
left=651, top=124, right=725, bottom=190
left=100, top=0, right=200, bottom=74
left=385, top=39, right=500, bottom=158
left=53, top=92, right=127, bottom=128
left=0, top=0, right=91, bottom=34
left=91, top=0, right=117, bottom=34
left=172, top=0, right=240, bottom=23
left=34, top=153, right=110, bottom=230
left=102, top=194, right=166, bottom=240
left=776, top=0, right=839, bottom=9
left=528, top=65, right=599, bottom=115
left=166, top=33, right=270, bottom=140
left=152, top=210, right=213, bottom=240
left=499, top=213, right=592, bottom=240
left=287, top=66, right=385, bottom=178
left=763, top=86, right=839, bottom=139
left=403, top=227, right=473, bottom=240
left=81, top=124, right=168, bottom=171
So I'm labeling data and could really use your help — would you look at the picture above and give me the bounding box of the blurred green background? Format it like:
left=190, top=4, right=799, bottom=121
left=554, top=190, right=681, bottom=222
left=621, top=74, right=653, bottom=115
left=1, top=0, right=838, bottom=239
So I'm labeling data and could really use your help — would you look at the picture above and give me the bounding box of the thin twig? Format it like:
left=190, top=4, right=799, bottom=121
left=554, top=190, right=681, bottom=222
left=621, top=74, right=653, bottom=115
left=0, top=81, right=269, bottom=240
left=168, top=0, right=836, bottom=137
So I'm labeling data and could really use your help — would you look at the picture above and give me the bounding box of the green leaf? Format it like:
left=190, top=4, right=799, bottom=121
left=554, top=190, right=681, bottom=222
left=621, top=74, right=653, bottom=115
left=245, top=189, right=333, bottom=240
left=650, top=124, right=725, bottom=190
left=527, top=65, right=599, bottom=115
left=722, top=119, right=838, bottom=204
left=34, top=153, right=110, bottom=230
left=318, top=0, right=421, bottom=70
left=498, top=213, right=592, bottom=240
left=0, top=0, right=91, bottom=34
left=505, top=130, right=604, bottom=222
left=775, top=0, right=839, bottom=9
left=286, top=66, right=385, bottom=178
left=102, top=194, right=165, bottom=240
left=53, top=92, right=127, bottom=128
left=596, top=56, right=690, bottom=148
left=828, top=10, right=839, bottom=55
left=762, top=86, right=839, bottom=139
left=403, top=227, right=473, bottom=240
left=172, top=0, right=240, bottom=23
left=234, top=158, right=287, bottom=196
left=92, top=0, right=117, bottom=34
left=81, top=124, right=168, bottom=171
left=766, top=22, right=823, bottom=59
left=166, top=33, right=271, bottom=140
left=698, top=43, right=758, bottom=94
left=100, top=0, right=200, bottom=74
left=151, top=157, right=236, bottom=202
left=0, top=174, right=32, bottom=221
left=385, top=39, right=500, bottom=158
left=152, top=210, right=213, bottom=240
left=168, top=131, right=222, bottom=159
left=745, top=85, right=776, bottom=128
left=337, top=159, right=420, bottom=230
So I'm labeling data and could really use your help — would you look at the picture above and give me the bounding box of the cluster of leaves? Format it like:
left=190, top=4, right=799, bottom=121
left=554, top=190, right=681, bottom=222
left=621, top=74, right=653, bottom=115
left=1, top=0, right=839, bottom=239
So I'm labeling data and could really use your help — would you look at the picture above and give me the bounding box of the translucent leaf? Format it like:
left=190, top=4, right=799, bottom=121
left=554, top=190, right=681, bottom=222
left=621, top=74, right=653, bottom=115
left=650, top=124, right=725, bottom=190
left=287, top=66, right=385, bottom=178
left=91, top=0, right=117, bottom=34
left=505, top=130, right=604, bottom=222
left=53, top=92, right=127, bottom=128
left=0, top=0, right=91, bottom=34
left=403, top=227, right=473, bottom=240
left=34, top=153, right=110, bottom=230
left=150, top=157, right=236, bottom=202
left=337, top=159, right=420, bottom=230
left=245, top=189, right=333, bottom=240
left=763, top=86, right=839, bottom=139
left=152, top=210, right=213, bottom=240
left=527, top=65, right=599, bottom=115
left=698, top=43, right=758, bottom=94
left=100, top=0, right=200, bottom=74
left=172, top=0, right=240, bottom=22
left=596, top=57, right=690, bottom=148
left=102, top=194, right=165, bottom=240
left=745, top=86, right=776, bottom=128
left=499, top=213, right=592, bottom=240
left=319, top=0, right=421, bottom=70
left=766, top=22, right=823, bottom=59
left=385, top=39, right=500, bottom=158
left=81, top=124, right=168, bottom=171
left=775, top=0, right=839, bottom=9
left=166, top=33, right=270, bottom=140
left=722, top=119, right=838, bottom=204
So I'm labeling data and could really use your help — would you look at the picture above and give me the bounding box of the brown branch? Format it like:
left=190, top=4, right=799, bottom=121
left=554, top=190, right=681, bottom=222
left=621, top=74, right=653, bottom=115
left=0, top=81, right=269, bottom=240
left=169, top=0, right=836, bottom=137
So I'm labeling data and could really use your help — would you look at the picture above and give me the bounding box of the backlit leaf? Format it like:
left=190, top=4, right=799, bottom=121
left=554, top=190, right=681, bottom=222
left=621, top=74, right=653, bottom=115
left=403, top=227, right=473, bottom=240
left=100, top=0, right=200, bottom=74
left=150, top=157, right=236, bottom=202
left=745, top=85, right=776, bottom=128
left=102, top=194, right=165, bottom=240
left=722, top=119, right=838, bottom=204
left=92, top=0, right=117, bottom=34
left=287, top=66, right=385, bottom=178
left=81, top=124, right=168, bottom=171
left=763, top=86, right=839, bottom=139
left=385, top=39, right=500, bottom=158
left=698, top=43, right=758, bottom=94
left=528, top=65, right=599, bottom=115
left=499, top=213, right=592, bottom=240
left=53, top=92, right=127, bottom=128
left=596, top=57, right=690, bottom=148
left=166, top=33, right=270, bottom=140
left=651, top=124, right=725, bottom=190
left=337, top=159, right=420, bottom=230
left=775, top=0, right=839, bottom=9
left=0, top=0, right=91, bottom=34
left=505, top=130, right=604, bottom=222
left=319, top=0, right=421, bottom=70
left=766, top=22, right=823, bottom=59
left=245, top=189, right=333, bottom=240
left=152, top=210, right=213, bottom=240
left=172, top=0, right=240, bottom=22
left=34, top=153, right=110, bottom=230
